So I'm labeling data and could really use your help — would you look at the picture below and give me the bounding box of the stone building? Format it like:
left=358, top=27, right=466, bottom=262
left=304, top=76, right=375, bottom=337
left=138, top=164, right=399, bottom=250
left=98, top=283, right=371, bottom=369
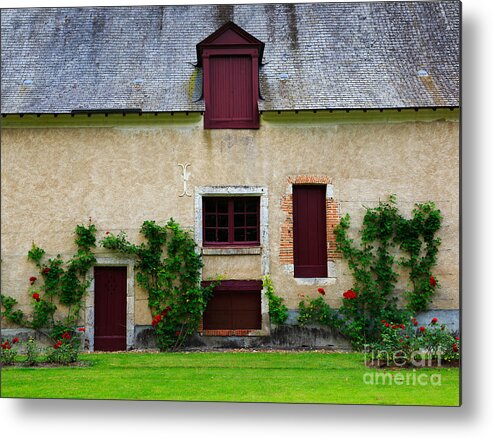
left=0, top=2, right=460, bottom=350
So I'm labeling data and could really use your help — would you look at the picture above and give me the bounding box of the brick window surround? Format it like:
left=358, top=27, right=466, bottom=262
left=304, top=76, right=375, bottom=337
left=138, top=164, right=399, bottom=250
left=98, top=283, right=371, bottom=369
left=280, top=176, right=341, bottom=278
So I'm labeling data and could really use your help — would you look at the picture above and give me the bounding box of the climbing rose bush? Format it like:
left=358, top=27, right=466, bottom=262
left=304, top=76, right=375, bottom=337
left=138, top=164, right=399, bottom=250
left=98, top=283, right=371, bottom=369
left=370, top=317, right=460, bottom=365
left=0, top=339, right=19, bottom=365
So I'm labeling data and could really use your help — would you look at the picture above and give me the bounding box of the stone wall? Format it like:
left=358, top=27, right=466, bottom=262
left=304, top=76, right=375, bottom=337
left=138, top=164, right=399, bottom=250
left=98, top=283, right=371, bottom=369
left=0, top=109, right=460, bottom=347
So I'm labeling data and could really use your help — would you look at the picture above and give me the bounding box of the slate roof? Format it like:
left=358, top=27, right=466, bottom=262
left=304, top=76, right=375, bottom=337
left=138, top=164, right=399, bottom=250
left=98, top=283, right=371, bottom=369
left=0, top=2, right=460, bottom=114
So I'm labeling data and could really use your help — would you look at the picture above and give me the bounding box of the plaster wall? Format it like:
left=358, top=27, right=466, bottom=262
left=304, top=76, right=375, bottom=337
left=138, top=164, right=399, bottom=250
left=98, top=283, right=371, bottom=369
left=0, top=112, right=459, bottom=329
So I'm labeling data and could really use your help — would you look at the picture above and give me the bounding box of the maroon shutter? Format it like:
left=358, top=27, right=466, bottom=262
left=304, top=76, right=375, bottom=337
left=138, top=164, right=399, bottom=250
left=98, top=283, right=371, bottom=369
left=293, top=185, right=328, bottom=278
left=94, top=266, right=127, bottom=351
left=202, top=280, right=262, bottom=330
left=206, top=55, right=258, bottom=128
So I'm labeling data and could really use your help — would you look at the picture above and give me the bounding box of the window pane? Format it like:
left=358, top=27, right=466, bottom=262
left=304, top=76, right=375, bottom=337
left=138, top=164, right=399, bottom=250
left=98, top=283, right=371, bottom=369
left=204, top=198, right=216, bottom=213
left=234, top=214, right=245, bottom=227
left=234, top=199, right=245, bottom=212
left=246, top=228, right=258, bottom=242
left=245, top=198, right=258, bottom=212
left=205, top=214, right=216, bottom=227
left=217, top=199, right=228, bottom=213
left=217, top=229, right=229, bottom=242
left=246, top=214, right=257, bottom=226
left=234, top=229, right=245, bottom=241
left=217, top=214, right=228, bottom=227
left=205, top=229, right=216, bottom=242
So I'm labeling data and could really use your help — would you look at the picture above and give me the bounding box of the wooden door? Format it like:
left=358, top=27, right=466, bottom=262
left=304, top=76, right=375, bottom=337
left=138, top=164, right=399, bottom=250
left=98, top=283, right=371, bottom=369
left=293, top=185, right=328, bottom=278
left=94, top=266, right=127, bottom=351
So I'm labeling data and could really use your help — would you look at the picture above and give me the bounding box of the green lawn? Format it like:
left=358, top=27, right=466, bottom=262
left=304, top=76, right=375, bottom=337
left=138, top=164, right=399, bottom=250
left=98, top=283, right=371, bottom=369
left=0, top=352, right=460, bottom=405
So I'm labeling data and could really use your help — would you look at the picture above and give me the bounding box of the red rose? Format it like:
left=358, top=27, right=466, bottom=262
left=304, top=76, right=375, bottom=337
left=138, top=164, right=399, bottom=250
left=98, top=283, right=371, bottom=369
left=429, top=276, right=437, bottom=287
left=12, top=337, right=19, bottom=344
left=400, top=324, right=405, bottom=329
left=152, top=314, right=162, bottom=326
left=29, top=276, right=37, bottom=284
left=419, top=326, right=426, bottom=333
left=62, top=332, right=71, bottom=340
left=32, top=293, right=40, bottom=302
left=42, top=267, right=51, bottom=274
left=412, top=318, right=418, bottom=326
left=385, top=323, right=390, bottom=328
left=455, top=336, right=460, bottom=341
left=381, top=319, right=386, bottom=324
left=105, top=231, right=110, bottom=235
left=78, top=327, right=86, bottom=332
left=392, top=325, right=398, bottom=329
left=317, top=288, right=326, bottom=295
left=399, top=339, right=403, bottom=343
left=452, top=344, right=459, bottom=352
left=405, top=335, right=410, bottom=339
left=431, top=317, right=438, bottom=324
left=343, top=290, right=357, bottom=300
left=54, top=343, right=60, bottom=349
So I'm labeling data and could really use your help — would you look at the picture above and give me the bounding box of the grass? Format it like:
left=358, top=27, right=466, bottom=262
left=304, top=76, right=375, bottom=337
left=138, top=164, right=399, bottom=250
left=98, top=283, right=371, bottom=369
left=0, top=352, right=460, bottom=405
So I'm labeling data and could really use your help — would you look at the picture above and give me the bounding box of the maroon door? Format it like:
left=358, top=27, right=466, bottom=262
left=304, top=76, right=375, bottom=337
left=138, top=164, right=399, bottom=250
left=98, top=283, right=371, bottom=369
left=293, top=185, right=328, bottom=278
left=94, top=266, right=127, bottom=351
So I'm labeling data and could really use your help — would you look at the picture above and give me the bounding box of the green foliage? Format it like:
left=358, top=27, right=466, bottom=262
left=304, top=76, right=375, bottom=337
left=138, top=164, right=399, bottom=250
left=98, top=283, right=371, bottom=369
left=25, top=337, right=40, bottom=366
left=1, top=224, right=97, bottom=337
left=394, top=202, right=442, bottom=312
left=1, top=339, right=19, bottom=365
left=369, top=317, right=460, bottom=365
left=46, top=325, right=84, bottom=364
left=298, top=296, right=340, bottom=328
left=46, top=340, right=79, bottom=365
left=262, top=275, right=288, bottom=325
left=27, top=245, right=45, bottom=266
left=0, top=294, right=25, bottom=325
left=31, top=297, right=57, bottom=330
left=299, top=196, right=442, bottom=349
left=101, top=219, right=218, bottom=351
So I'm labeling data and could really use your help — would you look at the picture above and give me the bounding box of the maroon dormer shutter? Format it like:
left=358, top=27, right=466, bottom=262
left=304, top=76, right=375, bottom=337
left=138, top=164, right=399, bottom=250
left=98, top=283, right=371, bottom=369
left=197, top=22, right=263, bottom=129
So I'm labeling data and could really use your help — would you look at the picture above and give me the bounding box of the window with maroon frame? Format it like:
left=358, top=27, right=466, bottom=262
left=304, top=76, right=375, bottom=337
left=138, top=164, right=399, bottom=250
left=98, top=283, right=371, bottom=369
left=202, top=280, right=262, bottom=330
left=203, top=197, right=260, bottom=246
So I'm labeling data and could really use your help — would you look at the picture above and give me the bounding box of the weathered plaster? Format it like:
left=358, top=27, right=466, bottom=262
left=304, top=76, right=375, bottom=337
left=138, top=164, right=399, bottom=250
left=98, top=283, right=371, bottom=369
left=1, top=113, right=460, bottom=337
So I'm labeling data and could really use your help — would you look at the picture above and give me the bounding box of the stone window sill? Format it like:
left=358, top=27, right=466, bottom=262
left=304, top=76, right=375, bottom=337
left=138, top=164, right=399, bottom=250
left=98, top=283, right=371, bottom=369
left=202, top=246, right=262, bottom=256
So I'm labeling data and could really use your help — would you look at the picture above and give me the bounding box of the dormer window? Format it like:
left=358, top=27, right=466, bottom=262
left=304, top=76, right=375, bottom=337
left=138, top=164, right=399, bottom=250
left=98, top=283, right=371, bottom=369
left=197, top=22, right=264, bottom=129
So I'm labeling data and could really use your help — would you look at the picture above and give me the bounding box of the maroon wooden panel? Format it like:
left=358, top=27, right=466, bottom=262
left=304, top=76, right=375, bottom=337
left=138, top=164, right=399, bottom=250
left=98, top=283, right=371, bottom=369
left=293, top=185, right=328, bottom=278
left=94, top=266, right=127, bottom=351
left=209, top=55, right=253, bottom=121
left=202, top=280, right=262, bottom=330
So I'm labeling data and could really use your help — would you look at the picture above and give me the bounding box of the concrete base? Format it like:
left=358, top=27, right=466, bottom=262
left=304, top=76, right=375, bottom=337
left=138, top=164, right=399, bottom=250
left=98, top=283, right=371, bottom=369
left=2, top=309, right=460, bottom=351
left=134, top=324, right=351, bottom=350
